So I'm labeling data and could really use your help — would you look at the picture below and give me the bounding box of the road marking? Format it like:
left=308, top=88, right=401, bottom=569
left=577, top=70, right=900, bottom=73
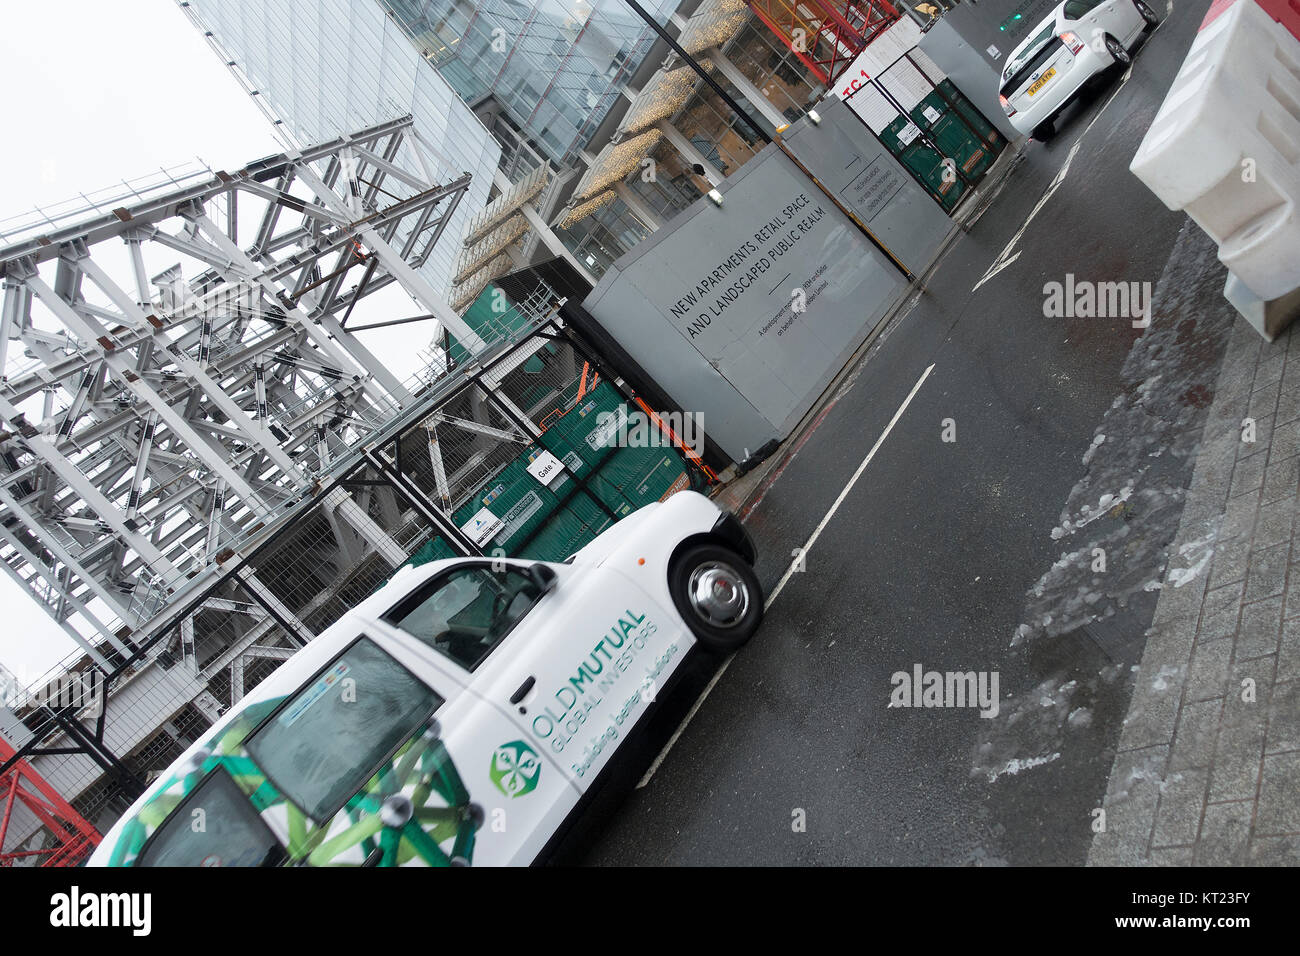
left=971, top=250, right=1022, bottom=292
left=973, top=140, right=1080, bottom=291
left=637, top=363, right=937, bottom=789
left=764, top=362, right=936, bottom=608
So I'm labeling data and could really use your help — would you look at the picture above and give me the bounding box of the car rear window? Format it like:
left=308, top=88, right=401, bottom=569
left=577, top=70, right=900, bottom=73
left=1001, top=25, right=1063, bottom=96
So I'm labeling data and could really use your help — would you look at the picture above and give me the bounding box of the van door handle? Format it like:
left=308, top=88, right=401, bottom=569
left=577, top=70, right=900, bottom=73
left=510, top=676, right=536, bottom=705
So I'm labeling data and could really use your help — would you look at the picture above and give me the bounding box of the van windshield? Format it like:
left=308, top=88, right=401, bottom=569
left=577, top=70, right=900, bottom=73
left=245, top=638, right=442, bottom=823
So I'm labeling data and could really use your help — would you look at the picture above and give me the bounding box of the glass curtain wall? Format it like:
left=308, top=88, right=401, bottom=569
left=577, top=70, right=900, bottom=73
left=383, top=0, right=679, bottom=164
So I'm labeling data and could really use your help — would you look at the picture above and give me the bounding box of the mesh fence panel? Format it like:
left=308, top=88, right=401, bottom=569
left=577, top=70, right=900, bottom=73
left=402, top=382, right=535, bottom=517
left=244, top=487, right=408, bottom=638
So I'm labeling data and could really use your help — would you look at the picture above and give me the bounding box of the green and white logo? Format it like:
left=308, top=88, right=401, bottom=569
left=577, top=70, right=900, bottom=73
left=490, top=740, right=541, bottom=798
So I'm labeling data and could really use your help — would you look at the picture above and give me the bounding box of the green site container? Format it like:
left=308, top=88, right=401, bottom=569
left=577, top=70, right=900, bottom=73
left=877, top=77, right=1008, bottom=213
left=910, top=90, right=995, bottom=185
left=446, top=283, right=549, bottom=365
left=940, top=80, right=1005, bottom=153
left=445, top=380, right=692, bottom=562
left=883, top=116, right=966, bottom=211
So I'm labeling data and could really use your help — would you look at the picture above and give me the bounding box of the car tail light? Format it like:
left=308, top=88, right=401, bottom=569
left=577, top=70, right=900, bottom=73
left=1060, top=31, right=1084, bottom=54
left=999, top=93, right=1016, bottom=117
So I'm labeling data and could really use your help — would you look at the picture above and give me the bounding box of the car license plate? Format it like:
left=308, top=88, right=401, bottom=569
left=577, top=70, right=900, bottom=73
left=1026, top=68, right=1056, bottom=96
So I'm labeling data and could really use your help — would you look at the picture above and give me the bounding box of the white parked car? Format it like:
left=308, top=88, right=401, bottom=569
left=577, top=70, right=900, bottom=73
left=998, top=0, right=1161, bottom=140
left=88, top=490, right=761, bottom=867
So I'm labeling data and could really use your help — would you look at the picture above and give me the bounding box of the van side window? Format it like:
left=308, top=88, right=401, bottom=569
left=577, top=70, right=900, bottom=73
left=1064, top=0, right=1101, bottom=19
left=384, top=565, right=542, bottom=671
left=136, top=767, right=286, bottom=867
left=245, top=637, right=443, bottom=823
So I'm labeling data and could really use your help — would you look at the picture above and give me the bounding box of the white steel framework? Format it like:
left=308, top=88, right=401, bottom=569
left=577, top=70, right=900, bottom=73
left=0, top=116, right=480, bottom=673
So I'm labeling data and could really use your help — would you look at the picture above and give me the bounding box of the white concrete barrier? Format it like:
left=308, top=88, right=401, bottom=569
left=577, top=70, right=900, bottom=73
left=1130, top=0, right=1300, bottom=300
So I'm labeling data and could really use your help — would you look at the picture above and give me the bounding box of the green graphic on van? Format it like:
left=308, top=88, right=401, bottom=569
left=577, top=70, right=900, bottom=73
left=109, top=695, right=484, bottom=867
left=490, top=740, right=542, bottom=798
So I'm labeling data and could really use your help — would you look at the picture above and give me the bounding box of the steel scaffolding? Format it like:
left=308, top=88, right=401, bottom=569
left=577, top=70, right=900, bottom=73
left=0, top=115, right=480, bottom=671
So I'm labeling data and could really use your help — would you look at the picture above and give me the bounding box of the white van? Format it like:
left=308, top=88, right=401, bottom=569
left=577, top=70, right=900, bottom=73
left=88, top=490, right=761, bottom=867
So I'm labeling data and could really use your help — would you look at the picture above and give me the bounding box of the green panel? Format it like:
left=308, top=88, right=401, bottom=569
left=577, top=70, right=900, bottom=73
left=538, top=380, right=624, bottom=474
left=878, top=77, right=1009, bottom=212
left=402, top=536, right=459, bottom=569
left=589, top=446, right=688, bottom=513
left=451, top=456, right=557, bottom=554
left=446, top=283, right=538, bottom=365
left=941, top=80, right=1006, bottom=149
left=442, top=380, right=694, bottom=563
left=885, top=120, right=966, bottom=211
left=514, top=493, right=616, bottom=562
left=907, top=92, right=988, bottom=187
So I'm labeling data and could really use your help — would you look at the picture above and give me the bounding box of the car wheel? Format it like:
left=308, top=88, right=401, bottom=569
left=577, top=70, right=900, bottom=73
left=1105, top=33, right=1132, bottom=65
left=669, top=543, right=763, bottom=652
left=1133, top=0, right=1160, bottom=26
left=1031, top=119, right=1056, bottom=141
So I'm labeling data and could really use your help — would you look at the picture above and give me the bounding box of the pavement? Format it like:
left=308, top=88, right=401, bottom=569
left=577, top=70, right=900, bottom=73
left=562, top=0, right=1291, bottom=866
left=1089, top=309, right=1300, bottom=866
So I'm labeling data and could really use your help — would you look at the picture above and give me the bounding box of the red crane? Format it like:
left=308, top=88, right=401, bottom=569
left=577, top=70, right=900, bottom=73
left=746, top=0, right=902, bottom=86
left=0, top=737, right=101, bottom=867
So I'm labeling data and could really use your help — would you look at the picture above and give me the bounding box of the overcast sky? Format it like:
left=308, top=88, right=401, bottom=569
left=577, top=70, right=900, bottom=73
left=0, top=1, right=288, bottom=683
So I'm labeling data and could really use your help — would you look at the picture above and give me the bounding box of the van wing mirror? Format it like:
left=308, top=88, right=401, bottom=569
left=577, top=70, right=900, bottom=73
left=527, top=563, right=558, bottom=595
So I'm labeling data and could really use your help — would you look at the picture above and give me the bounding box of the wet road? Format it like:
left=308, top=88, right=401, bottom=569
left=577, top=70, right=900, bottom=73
left=571, top=1, right=1241, bottom=865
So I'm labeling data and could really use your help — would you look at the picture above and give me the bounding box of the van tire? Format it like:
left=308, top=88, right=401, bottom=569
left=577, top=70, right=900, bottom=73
left=668, top=544, right=763, bottom=652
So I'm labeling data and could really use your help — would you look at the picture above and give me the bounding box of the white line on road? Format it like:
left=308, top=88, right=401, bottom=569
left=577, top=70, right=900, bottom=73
left=971, top=250, right=1022, bottom=293
left=636, top=363, right=937, bottom=789
left=764, top=363, right=937, bottom=608
left=973, top=140, right=1081, bottom=291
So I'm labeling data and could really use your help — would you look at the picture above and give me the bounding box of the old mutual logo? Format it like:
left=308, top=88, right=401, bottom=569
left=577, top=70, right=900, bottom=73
left=490, top=740, right=541, bottom=798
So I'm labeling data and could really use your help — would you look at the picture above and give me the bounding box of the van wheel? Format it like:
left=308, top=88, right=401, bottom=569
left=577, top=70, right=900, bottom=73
left=669, top=544, right=763, bottom=652
left=1032, top=119, right=1055, bottom=141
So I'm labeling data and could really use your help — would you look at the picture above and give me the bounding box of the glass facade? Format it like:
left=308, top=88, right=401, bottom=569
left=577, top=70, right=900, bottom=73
left=380, top=0, right=679, bottom=164
left=184, top=0, right=502, bottom=295
left=556, top=22, right=823, bottom=275
left=723, top=19, right=823, bottom=122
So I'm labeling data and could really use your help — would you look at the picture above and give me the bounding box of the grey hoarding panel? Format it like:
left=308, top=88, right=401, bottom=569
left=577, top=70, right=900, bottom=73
left=587, top=261, right=781, bottom=464
left=584, top=144, right=908, bottom=463
left=938, top=1, right=1064, bottom=61
left=919, top=17, right=1022, bottom=142
left=782, top=99, right=956, bottom=276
